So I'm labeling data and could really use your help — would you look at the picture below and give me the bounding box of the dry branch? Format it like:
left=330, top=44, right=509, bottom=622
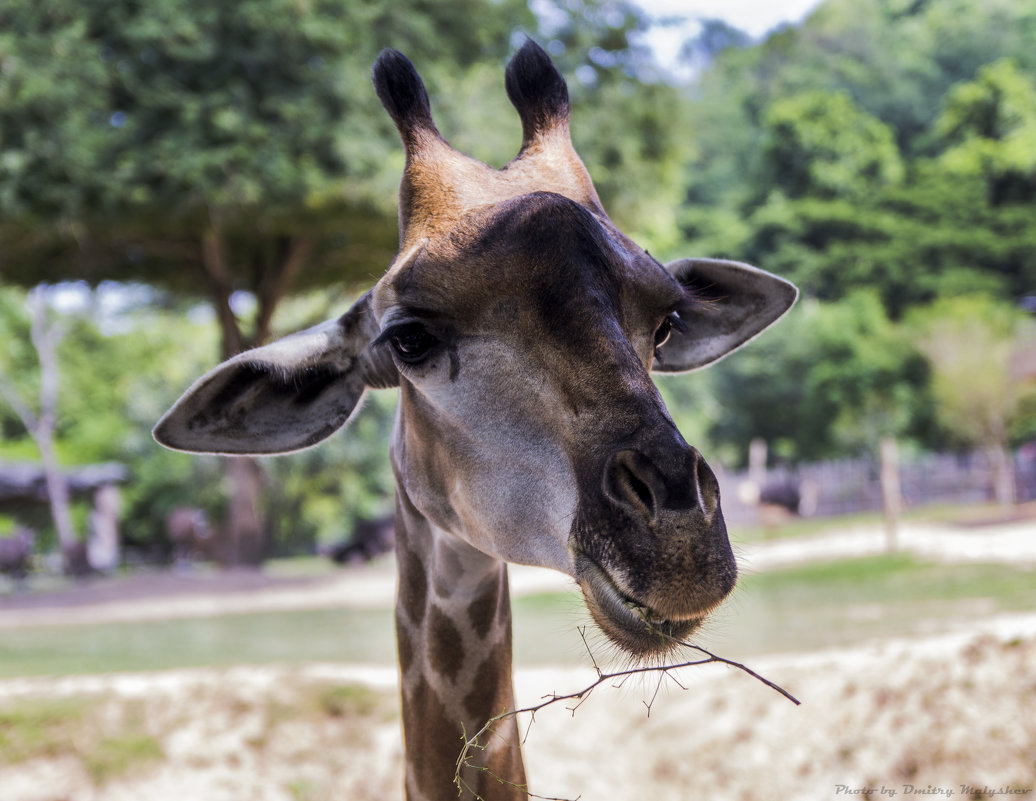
left=454, top=629, right=800, bottom=800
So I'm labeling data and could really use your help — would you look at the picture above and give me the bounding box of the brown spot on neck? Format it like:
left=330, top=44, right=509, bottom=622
left=468, top=570, right=506, bottom=639
left=402, top=675, right=465, bottom=799
left=401, top=549, right=428, bottom=626
left=428, top=604, right=465, bottom=682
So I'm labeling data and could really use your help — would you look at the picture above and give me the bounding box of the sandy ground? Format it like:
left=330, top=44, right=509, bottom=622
left=1, top=518, right=1034, bottom=800
left=1, top=620, right=1034, bottom=801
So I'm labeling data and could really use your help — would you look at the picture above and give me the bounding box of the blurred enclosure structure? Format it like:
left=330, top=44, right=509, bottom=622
left=720, top=444, right=1036, bottom=529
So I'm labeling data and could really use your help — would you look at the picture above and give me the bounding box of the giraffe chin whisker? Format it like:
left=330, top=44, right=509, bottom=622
left=574, top=554, right=703, bottom=657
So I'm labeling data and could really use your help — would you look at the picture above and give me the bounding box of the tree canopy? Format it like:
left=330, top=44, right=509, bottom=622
left=673, top=0, right=1036, bottom=464
left=2, top=0, right=1035, bottom=559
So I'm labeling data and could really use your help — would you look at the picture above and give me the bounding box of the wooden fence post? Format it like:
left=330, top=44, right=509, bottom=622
left=880, top=437, right=902, bottom=552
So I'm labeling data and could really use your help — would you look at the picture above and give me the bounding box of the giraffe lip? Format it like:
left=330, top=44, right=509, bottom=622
left=574, top=554, right=701, bottom=655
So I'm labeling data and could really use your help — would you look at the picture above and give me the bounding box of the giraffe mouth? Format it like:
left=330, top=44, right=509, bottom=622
left=574, top=554, right=703, bottom=656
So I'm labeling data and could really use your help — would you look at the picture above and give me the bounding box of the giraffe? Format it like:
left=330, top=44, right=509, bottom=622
left=154, top=40, right=797, bottom=801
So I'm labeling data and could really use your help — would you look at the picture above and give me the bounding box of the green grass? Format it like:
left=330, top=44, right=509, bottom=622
left=0, top=679, right=392, bottom=784
left=0, top=696, right=97, bottom=763
left=0, top=607, right=397, bottom=678
left=693, top=554, right=1036, bottom=658
left=1, top=555, right=1033, bottom=677
left=315, top=683, right=391, bottom=719
left=0, top=694, right=162, bottom=783
left=83, top=733, right=164, bottom=784
left=729, top=510, right=884, bottom=543
left=0, top=595, right=589, bottom=677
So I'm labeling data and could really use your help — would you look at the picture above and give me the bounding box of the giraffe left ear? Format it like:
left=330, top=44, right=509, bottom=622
left=153, top=292, right=398, bottom=455
left=653, top=258, right=798, bottom=373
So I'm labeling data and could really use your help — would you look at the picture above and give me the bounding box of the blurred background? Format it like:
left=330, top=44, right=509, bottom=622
left=1, top=0, right=1034, bottom=799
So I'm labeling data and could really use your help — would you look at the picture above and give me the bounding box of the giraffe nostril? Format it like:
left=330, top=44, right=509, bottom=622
left=621, top=463, right=655, bottom=513
left=605, top=450, right=658, bottom=519
left=695, top=454, right=721, bottom=519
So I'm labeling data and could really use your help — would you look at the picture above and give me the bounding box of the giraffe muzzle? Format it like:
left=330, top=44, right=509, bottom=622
left=571, top=443, right=737, bottom=656
left=574, top=553, right=707, bottom=656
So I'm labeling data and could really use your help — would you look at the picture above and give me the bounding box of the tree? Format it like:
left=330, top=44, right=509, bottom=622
left=0, top=283, right=226, bottom=558
left=936, top=58, right=1036, bottom=205
left=0, top=0, right=531, bottom=566
left=910, top=295, right=1036, bottom=505
left=0, top=0, right=537, bottom=354
left=707, top=292, right=930, bottom=465
left=0, top=287, right=81, bottom=572
left=759, top=89, right=903, bottom=200
left=670, top=0, right=1036, bottom=473
left=1, top=0, right=692, bottom=564
left=517, top=0, right=696, bottom=253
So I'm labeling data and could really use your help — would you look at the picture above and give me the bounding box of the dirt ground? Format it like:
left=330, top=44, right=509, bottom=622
left=1, top=621, right=1034, bottom=801
left=1, top=518, right=1035, bottom=800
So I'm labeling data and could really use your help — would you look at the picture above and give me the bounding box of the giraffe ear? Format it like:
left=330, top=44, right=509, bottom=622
left=153, top=293, right=398, bottom=455
left=653, top=258, right=798, bottom=373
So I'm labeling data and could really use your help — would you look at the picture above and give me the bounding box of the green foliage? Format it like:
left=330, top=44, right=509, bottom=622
left=0, top=288, right=37, bottom=443
left=263, top=389, right=397, bottom=554
left=760, top=89, right=903, bottom=199
left=575, top=78, right=694, bottom=250
left=0, top=283, right=221, bottom=546
left=709, top=292, right=931, bottom=464
left=0, top=1, right=713, bottom=560
left=0, top=0, right=535, bottom=294
left=528, top=1, right=695, bottom=250
left=673, top=0, right=1036, bottom=462
left=0, top=5, right=109, bottom=220
left=3, top=0, right=1036, bottom=556
left=0, top=281, right=399, bottom=556
left=935, top=58, right=1036, bottom=204
left=908, top=295, right=1036, bottom=449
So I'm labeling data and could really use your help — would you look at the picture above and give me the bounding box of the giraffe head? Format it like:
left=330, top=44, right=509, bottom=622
left=154, top=41, right=796, bottom=657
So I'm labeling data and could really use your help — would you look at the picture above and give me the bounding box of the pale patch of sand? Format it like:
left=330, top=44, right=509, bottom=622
left=2, top=619, right=1034, bottom=801
left=2, top=519, right=1034, bottom=799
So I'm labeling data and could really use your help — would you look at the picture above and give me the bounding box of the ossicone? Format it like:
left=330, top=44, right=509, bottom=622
left=372, top=48, right=439, bottom=144
left=505, top=38, right=570, bottom=147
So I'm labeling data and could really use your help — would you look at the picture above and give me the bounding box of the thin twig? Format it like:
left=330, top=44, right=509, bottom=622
left=454, top=634, right=800, bottom=798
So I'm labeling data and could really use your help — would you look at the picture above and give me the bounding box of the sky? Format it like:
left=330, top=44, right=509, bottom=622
left=639, top=0, right=823, bottom=38
left=632, top=0, right=825, bottom=78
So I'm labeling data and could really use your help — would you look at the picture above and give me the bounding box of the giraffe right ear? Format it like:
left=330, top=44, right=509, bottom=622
left=153, top=292, right=398, bottom=455
left=653, top=258, right=798, bottom=373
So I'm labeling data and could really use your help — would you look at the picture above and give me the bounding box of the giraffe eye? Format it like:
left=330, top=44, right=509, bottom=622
left=389, top=323, right=439, bottom=364
left=653, top=316, right=674, bottom=349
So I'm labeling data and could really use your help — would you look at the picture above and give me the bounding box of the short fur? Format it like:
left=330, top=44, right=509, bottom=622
left=372, top=49, right=438, bottom=143
left=505, top=40, right=571, bottom=147
left=155, top=40, right=798, bottom=801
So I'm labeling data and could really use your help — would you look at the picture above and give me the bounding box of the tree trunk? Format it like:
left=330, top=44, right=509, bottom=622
left=198, top=226, right=307, bottom=568
left=988, top=443, right=1017, bottom=507
left=201, top=227, right=246, bottom=359
left=24, top=288, right=88, bottom=576
left=38, top=440, right=88, bottom=576
left=222, top=457, right=267, bottom=568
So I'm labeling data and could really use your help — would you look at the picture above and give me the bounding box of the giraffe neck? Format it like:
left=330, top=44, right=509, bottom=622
left=394, top=487, right=527, bottom=801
